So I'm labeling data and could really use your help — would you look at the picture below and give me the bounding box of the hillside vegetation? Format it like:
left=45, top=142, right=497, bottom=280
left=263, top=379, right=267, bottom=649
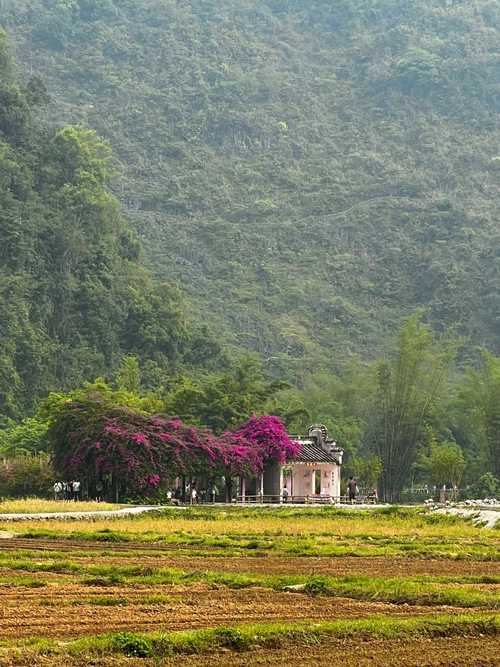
left=3, top=0, right=500, bottom=376
left=0, top=27, right=222, bottom=423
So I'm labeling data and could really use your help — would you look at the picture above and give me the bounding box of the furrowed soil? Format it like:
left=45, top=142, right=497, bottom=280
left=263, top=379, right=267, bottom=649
left=1, top=637, right=499, bottom=667
left=0, top=509, right=498, bottom=666
left=0, top=583, right=469, bottom=639
left=162, top=637, right=500, bottom=667
left=1, top=538, right=500, bottom=576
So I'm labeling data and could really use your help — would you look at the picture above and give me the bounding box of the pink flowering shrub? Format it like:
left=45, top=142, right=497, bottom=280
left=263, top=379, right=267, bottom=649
left=231, top=415, right=301, bottom=465
left=49, top=396, right=298, bottom=498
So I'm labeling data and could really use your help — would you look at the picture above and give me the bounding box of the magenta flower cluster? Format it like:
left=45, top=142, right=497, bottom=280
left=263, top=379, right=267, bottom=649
left=231, top=415, right=301, bottom=464
left=51, top=401, right=300, bottom=494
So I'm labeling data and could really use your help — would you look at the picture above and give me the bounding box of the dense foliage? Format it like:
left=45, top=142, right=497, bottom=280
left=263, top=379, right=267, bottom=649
left=0, top=29, right=221, bottom=424
left=0, top=453, right=53, bottom=498
left=2, top=2, right=500, bottom=499
left=163, top=357, right=287, bottom=433
left=4, top=1, right=500, bottom=375
left=48, top=394, right=297, bottom=499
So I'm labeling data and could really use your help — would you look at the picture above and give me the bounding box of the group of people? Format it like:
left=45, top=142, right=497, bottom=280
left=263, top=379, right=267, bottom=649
left=165, top=486, right=219, bottom=505
left=53, top=480, right=81, bottom=501
left=187, top=486, right=219, bottom=504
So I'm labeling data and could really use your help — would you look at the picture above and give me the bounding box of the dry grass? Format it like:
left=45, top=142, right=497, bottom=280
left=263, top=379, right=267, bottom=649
left=0, top=511, right=487, bottom=538
left=0, top=499, right=122, bottom=514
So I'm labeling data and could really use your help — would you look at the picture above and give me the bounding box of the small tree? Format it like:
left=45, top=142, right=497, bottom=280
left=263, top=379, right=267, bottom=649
left=457, top=351, right=500, bottom=478
left=424, top=442, right=466, bottom=489
left=472, top=473, right=498, bottom=498
left=116, top=355, right=141, bottom=394
left=0, top=453, right=53, bottom=498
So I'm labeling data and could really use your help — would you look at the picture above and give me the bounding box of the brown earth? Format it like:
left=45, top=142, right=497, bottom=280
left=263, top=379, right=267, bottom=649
left=70, top=554, right=500, bottom=577
left=0, top=582, right=479, bottom=640
left=1, top=637, right=499, bottom=667
left=183, top=636, right=500, bottom=667
left=1, top=537, right=500, bottom=577
left=0, top=535, right=498, bottom=664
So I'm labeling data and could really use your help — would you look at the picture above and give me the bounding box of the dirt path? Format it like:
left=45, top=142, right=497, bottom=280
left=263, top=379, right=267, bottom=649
left=0, top=506, right=168, bottom=522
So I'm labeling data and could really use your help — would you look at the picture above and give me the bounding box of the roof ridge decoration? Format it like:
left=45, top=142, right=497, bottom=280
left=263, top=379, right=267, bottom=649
left=290, top=425, right=344, bottom=465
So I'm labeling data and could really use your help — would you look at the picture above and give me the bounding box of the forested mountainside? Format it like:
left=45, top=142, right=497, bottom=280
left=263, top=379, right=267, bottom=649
left=0, top=29, right=222, bottom=424
left=3, top=0, right=500, bottom=376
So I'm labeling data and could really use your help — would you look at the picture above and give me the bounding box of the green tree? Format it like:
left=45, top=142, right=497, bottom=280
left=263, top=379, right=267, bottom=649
left=472, top=472, right=498, bottom=498
left=346, top=453, right=383, bottom=492
left=266, top=360, right=373, bottom=459
left=0, top=37, right=220, bottom=424
left=164, top=356, right=286, bottom=433
left=116, top=355, right=141, bottom=394
left=456, top=351, right=500, bottom=478
left=370, top=313, right=455, bottom=502
left=0, top=453, right=53, bottom=498
left=0, top=417, right=49, bottom=456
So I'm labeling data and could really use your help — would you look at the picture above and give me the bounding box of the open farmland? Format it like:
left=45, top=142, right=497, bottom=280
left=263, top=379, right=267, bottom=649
left=0, top=506, right=498, bottom=665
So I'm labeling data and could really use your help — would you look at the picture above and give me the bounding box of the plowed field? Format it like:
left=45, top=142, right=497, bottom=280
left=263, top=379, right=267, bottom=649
left=2, top=537, right=500, bottom=576
left=149, top=636, right=500, bottom=667
left=0, top=582, right=478, bottom=639
left=1, top=636, right=499, bottom=667
left=0, top=506, right=497, bottom=665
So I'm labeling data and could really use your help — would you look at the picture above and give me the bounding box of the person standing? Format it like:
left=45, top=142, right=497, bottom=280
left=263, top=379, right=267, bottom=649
left=190, top=487, right=197, bottom=505
left=347, top=477, right=357, bottom=504
left=73, top=480, right=81, bottom=502
left=53, top=481, right=63, bottom=501
left=282, top=486, right=289, bottom=503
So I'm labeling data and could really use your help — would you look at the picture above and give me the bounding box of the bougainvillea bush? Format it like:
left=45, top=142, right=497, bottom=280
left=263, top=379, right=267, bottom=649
left=48, top=395, right=300, bottom=499
left=231, top=415, right=301, bottom=465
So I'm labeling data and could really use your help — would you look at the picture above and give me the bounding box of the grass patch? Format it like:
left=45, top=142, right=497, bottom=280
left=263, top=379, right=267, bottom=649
left=71, top=596, right=128, bottom=606
left=5, top=614, right=497, bottom=659
left=82, top=574, right=124, bottom=586
left=0, top=577, right=47, bottom=588
left=111, top=632, right=153, bottom=657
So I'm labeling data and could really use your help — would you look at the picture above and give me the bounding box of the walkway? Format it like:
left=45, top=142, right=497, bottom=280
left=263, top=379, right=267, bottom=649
left=0, top=505, right=171, bottom=522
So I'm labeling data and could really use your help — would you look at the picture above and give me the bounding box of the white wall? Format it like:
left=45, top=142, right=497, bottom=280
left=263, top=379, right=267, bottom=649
left=285, top=463, right=341, bottom=498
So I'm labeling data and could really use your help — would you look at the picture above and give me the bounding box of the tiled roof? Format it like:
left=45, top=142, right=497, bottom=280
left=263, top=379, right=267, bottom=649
left=291, top=439, right=342, bottom=464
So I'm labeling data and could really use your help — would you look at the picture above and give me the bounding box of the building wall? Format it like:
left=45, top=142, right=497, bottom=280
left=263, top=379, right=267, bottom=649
left=285, top=463, right=341, bottom=498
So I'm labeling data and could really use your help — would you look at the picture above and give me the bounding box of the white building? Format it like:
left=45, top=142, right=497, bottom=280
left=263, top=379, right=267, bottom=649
left=242, top=425, right=343, bottom=502
left=284, top=425, right=343, bottom=500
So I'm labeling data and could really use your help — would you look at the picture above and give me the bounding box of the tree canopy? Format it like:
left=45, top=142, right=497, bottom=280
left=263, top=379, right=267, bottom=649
left=0, top=30, right=221, bottom=424
left=47, top=392, right=298, bottom=500
left=4, top=1, right=500, bottom=373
